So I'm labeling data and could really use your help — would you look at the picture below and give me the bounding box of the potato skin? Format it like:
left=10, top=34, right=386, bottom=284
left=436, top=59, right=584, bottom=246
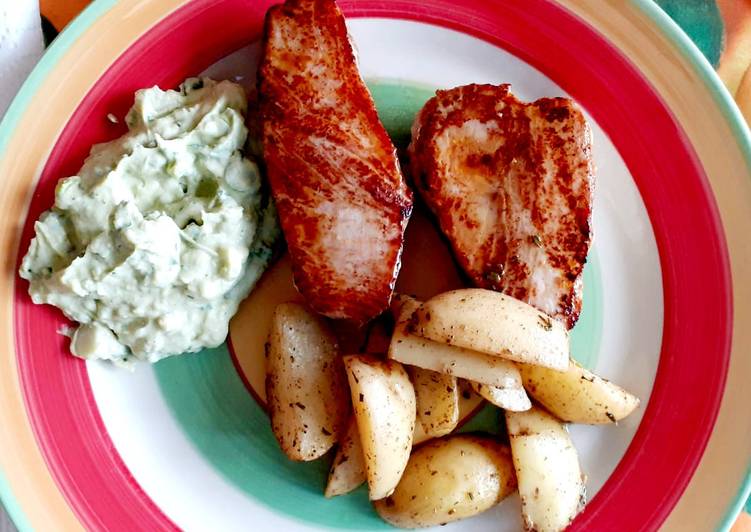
left=374, top=434, right=517, bottom=528
left=411, top=289, right=569, bottom=370
left=408, top=366, right=459, bottom=438
left=390, top=321, right=526, bottom=387
left=519, top=358, right=639, bottom=424
left=389, top=297, right=528, bottom=388
left=344, top=354, right=416, bottom=500
left=506, top=406, right=585, bottom=532
left=470, top=380, right=531, bottom=412
left=265, top=303, right=349, bottom=461
left=412, top=416, right=431, bottom=446
left=412, top=380, right=485, bottom=446
left=325, top=416, right=366, bottom=498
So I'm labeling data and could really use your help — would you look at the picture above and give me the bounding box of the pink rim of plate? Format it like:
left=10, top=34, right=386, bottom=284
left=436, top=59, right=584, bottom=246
left=11, top=0, right=732, bottom=530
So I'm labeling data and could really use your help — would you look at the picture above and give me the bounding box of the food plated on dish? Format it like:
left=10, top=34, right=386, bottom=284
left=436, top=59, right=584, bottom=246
left=409, top=83, right=594, bottom=329
left=8, top=0, right=745, bottom=530
left=16, top=0, right=640, bottom=528
left=259, top=0, right=412, bottom=323
left=252, top=5, right=639, bottom=526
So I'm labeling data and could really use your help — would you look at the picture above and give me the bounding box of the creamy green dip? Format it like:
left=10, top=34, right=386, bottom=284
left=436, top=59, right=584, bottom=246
left=20, top=77, right=279, bottom=365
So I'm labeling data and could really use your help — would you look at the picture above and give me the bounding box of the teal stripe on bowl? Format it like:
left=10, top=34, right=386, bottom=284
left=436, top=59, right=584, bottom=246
left=154, top=345, right=388, bottom=530
left=152, top=249, right=604, bottom=529
left=570, top=249, right=603, bottom=370
left=1, top=0, right=742, bottom=529
left=152, top=79, right=605, bottom=525
left=0, top=471, right=32, bottom=532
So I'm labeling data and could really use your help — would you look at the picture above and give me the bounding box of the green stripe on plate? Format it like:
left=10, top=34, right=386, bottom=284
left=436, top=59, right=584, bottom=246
left=152, top=252, right=603, bottom=527
left=1, top=21, right=608, bottom=532
left=154, top=345, right=389, bottom=530
left=0, top=471, right=33, bottom=532
left=0, top=1, right=117, bottom=529
left=633, top=1, right=751, bottom=530
left=570, top=249, right=603, bottom=370
left=0, top=0, right=736, bottom=528
left=153, top=78, right=605, bottom=527
left=369, top=78, right=604, bottom=369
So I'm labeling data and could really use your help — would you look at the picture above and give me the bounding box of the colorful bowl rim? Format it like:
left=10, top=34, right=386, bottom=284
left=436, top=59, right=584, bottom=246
left=0, top=0, right=749, bottom=530
left=627, top=2, right=751, bottom=528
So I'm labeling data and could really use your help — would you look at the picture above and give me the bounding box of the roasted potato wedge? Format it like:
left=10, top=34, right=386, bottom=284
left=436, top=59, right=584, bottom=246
left=411, top=380, right=484, bottom=446
left=374, top=434, right=517, bottom=528
left=519, top=358, right=639, bottom=424
left=389, top=320, right=526, bottom=388
left=408, top=366, right=459, bottom=438
left=506, top=406, right=585, bottom=531
left=411, top=289, right=569, bottom=370
left=456, top=378, right=486, bottom=415
left=325, top=416, right=366, bottom=498
left=344, top=354, right=416, bottom=500
left=412, top=416, right=431, bottom=446
left=470, top=380, right=531, bottom=412
left=390, top=295, right=528, bottom=389
left=265, top=303, right=349, bottom=461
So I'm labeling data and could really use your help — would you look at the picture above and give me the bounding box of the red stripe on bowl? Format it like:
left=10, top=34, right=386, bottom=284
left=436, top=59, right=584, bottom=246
left=339, top=2, right=732, bottom=530
left=12, top=0, right=731, bottom=530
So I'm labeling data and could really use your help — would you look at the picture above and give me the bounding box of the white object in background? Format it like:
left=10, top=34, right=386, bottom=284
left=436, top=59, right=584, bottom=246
left=0, top=3, right=41, bottom=531
left=0, top=0, right=45, bottom=120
